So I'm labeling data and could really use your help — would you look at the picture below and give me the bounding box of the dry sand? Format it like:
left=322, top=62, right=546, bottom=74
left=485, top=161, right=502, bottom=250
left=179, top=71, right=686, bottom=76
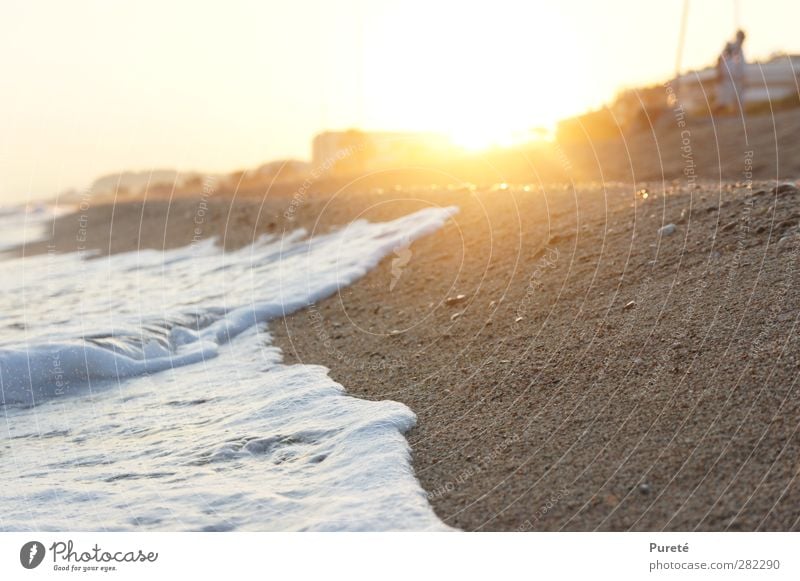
left=11, top=111, right=800, bottom=531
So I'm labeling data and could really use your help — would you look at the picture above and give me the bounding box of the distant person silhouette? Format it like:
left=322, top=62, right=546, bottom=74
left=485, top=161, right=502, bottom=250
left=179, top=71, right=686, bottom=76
left=716, top=30, right=746, bottom=115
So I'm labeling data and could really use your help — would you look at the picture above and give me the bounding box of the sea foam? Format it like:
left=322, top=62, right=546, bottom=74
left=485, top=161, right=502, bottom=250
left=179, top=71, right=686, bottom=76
left=0, top=205, right=457, bottom=531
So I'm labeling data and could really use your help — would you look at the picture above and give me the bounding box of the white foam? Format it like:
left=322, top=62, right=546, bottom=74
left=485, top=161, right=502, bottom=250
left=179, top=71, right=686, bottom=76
left=0, top=206, right=457, bottom=531
left=0, top=206, right=457, bottom=406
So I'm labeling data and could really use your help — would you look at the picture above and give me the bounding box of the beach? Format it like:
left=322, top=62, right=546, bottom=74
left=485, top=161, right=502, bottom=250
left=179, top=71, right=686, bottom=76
left=7, top=105, right=800, bottom=531
left=7, top=4, right=800, bottom=578
left=14, top=166, right=799, bottom=531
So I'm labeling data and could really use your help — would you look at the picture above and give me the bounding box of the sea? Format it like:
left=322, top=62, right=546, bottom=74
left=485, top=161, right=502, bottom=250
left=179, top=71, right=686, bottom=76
left=0, top=203, right=456, bottom=531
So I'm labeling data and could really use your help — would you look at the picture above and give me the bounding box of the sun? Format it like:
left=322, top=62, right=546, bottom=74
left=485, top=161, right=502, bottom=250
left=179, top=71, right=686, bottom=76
left=448, top=126, right=520, bottom=151
left=448, top=125, right=554, bottom=152
left=361, top=1, right=588, bottom=151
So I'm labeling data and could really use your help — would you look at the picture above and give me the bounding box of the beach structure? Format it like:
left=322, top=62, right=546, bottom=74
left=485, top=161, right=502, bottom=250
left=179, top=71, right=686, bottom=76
left=311, top=130, right=452, bottom=177
left=672, top=53, right=800, bottom=114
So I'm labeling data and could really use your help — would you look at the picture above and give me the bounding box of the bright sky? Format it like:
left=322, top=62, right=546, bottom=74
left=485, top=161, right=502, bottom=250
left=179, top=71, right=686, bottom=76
left=1, top=0, right=798, bottom=201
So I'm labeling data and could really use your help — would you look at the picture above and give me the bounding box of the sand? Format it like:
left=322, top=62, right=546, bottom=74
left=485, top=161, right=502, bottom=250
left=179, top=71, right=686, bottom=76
left=10, top=111, right=800, bottom=531
left=271, top=182, right=800, bottom=531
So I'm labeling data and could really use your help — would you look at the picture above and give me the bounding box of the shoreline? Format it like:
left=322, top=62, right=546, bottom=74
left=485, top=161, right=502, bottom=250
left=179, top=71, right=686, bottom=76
left=13, top=178, right=800, bottom=530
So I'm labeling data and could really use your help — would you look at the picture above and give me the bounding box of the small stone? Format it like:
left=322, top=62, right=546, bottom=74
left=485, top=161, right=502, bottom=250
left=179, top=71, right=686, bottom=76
left=450, top=312, right=461, bottom=321
left=389, top=329, right=402, bottom=336
left=514, top=316, right=524, bottom=323
left=623, top=300, right=636, bottom=310
left=445, top=294, right=468, bottom=306
left=772, top=183, right=799, bottom=195
left=638, top=482, right=652, bottom=495
left=658, top=223, right=677, bottom=236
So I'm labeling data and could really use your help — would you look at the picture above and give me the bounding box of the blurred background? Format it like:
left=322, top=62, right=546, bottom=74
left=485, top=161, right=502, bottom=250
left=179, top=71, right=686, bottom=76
left=2, top=0, right=799, bottom=201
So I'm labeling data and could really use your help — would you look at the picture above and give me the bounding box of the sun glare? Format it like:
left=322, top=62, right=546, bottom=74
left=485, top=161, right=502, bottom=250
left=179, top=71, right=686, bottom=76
left=448, top=126, right=540, bottom=152
left=362, top=1, right=587, bottom=151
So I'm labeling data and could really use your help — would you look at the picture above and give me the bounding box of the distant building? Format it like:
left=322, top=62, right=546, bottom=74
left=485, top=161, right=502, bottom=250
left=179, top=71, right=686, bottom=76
left=256, top=160, right=310, bottom=179
left=90, top=169, right=197, bottom=197
left=311, top=130, right=451, bottom=177
left=557, top=54, right=800, bottom=143
left=671, top=54, right=800, bottom=113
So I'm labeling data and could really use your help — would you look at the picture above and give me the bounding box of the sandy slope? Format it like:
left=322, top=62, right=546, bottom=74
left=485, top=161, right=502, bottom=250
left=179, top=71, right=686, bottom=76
left=271, top=181, right=800, bottom=531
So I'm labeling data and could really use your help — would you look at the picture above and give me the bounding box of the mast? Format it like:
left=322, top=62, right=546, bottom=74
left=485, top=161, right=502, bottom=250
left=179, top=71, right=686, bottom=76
left=674, top=0, right=690, bottom=101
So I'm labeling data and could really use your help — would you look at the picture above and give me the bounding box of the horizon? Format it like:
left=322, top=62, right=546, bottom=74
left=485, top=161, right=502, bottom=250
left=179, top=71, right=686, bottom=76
left=2, top=0, right=800, bottom=202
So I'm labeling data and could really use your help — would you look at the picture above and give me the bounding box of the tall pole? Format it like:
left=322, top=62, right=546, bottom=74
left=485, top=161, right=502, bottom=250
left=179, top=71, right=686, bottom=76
left=675, top=0, right=690, bottom=79
left=734, top=0, right=741, bottom=30
left=673, top=0, right=690, bottom=104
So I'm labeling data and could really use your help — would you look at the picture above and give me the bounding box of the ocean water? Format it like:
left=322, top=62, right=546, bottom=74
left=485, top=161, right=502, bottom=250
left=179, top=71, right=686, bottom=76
left=0, top=205, right=456, bottom=531
left=0, top=203, right=68, bottom=252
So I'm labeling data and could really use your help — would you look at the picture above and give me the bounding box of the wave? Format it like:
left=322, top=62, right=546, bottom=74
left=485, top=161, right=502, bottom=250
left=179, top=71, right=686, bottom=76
left=0, top=205, right=457, bottom=531
left=0, top=206, right=458, bottom=407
